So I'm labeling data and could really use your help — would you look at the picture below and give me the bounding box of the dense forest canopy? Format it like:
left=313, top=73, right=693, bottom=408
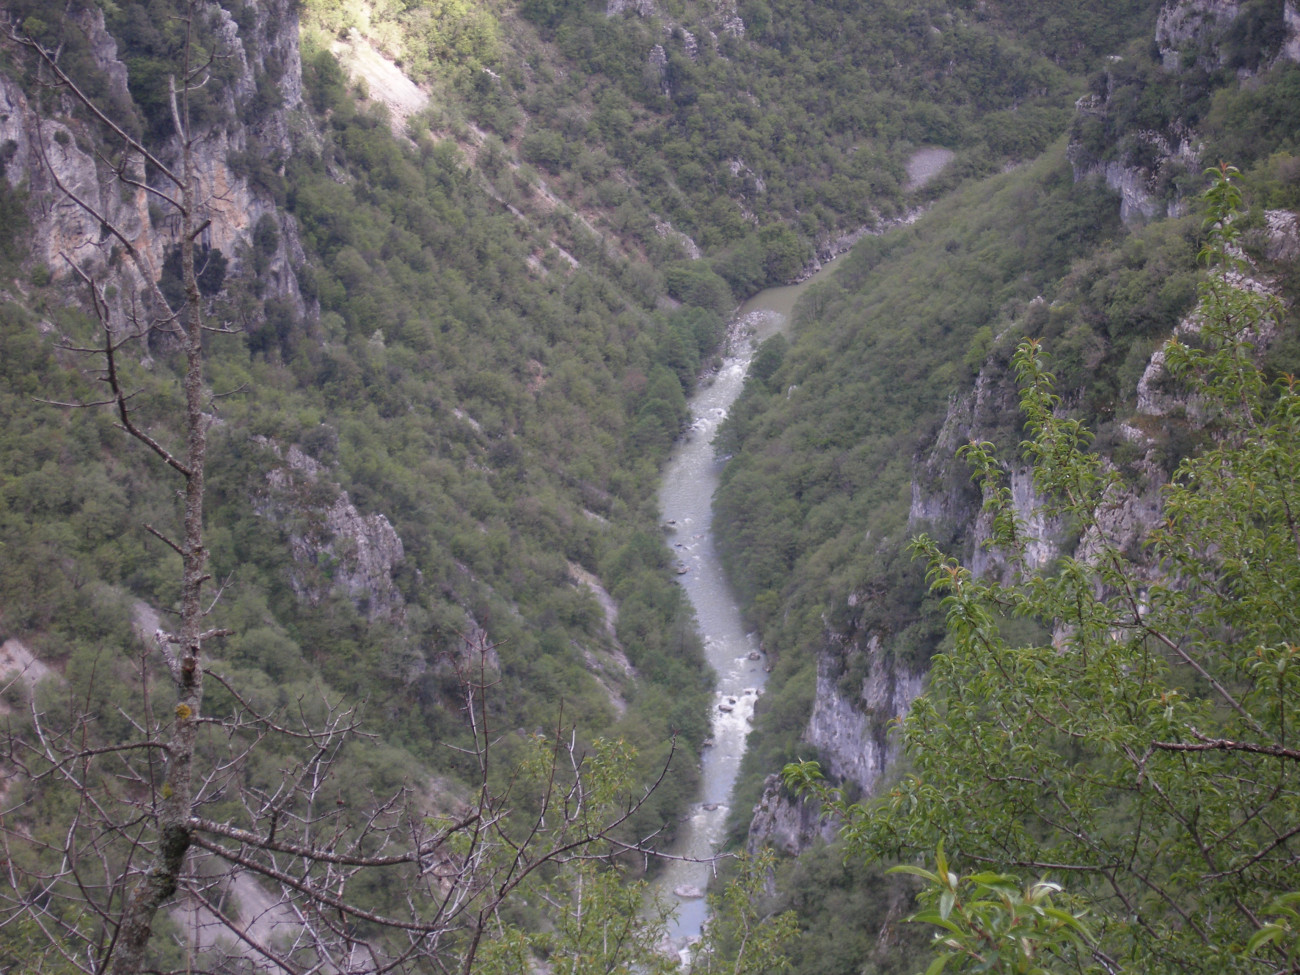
left=790, top=171, right=1300, bottom=972
left=0, top=0, right=1296, bottom=970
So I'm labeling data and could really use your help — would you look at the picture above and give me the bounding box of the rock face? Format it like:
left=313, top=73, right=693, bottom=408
left=1266, top=209, right=1300, bottom=263
left=805, top=637, right=924, bottom=795
left=1155, top=0, right=1243, bottom=69
left=1067, top=112, right=1199, bottom=225
left=0, top=0, right=310, bottom=323
left=647, top=44, right=670, bottom=95
left=746, top=204, right=1300, bottom=853
left=751, top=189, right=1300, bottom=854
left=1157, top=0, right=1300, bottom=69
left=256, top=441, right=407, bottom=622
left=747, top=772, right=832, bottom=855
left=747, top=630, right=925, bottom=855
left=1287, top=1, right=1300, bottom=62
left=1070, top=0, right=1300, bottom=226
left=607, top=0, right=657, bottom=16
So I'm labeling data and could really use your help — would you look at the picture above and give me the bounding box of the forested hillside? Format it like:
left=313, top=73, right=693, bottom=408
left=712, top=0, right=1300, bottom=970
left=0, top=0, right=1297, bottom=970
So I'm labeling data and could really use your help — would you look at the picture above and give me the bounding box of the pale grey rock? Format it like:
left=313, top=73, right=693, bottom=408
left=1100, top=160, right=1163, bottom=223
left=1266, top=209, right=1300, bottom=262
left=747, top=773, right=833, bottom=855
left=908, top=368, right=1010, bottom=533
left=256, top=441, right=407, bottom=621
left=330, top=29, right=428, bottom=129
left=607, top=0, right=657, bottom=16
left=1286, top=1, right=1300, bottom=62
left=0, top=637, right=53, bottom=698
left=1136, top=336, right=1183, bottom=417
left=0, top=0, right=309, bottom=320
left=720, top=16, right=746, bottom=37
left=969, top=468, right=1066, bottom=579
left=804, top=638, right=923, bottom=796
left=447, top=613, right=501, bottom=675
left=748, top=628, right=924, bottom=855
left=1156, top=0, right=1299, bottom=69
left=1068, top=134, right=1199, bottom=225
left=727, top=158, right=765, bottom=194
left=1139, top=231, right=1288, bottom=418
left=647, top=44, right=670, bottom=95
left=653, top=217, right=703, bottom=260
left=1156, top=0, right=1242, bottom=69
left=0, top=74, right=147, bottom=283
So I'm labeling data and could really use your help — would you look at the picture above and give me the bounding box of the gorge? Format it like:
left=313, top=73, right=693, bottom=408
left=652, top=258, right=843, bottom=956
left=0, top=0, right=1296, bottom=971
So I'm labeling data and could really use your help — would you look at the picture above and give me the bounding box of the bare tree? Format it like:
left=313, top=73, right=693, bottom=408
left=0, top=11, right=681, bottom=974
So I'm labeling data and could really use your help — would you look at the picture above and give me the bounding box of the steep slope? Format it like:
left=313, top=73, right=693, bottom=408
left=1, top=0, right=1294, bottom=968
left=712, top=1, right=1300, bottom=968
left=297, top=0, right=1159, bottom=301
left=0, top=3, right=718, bottom=954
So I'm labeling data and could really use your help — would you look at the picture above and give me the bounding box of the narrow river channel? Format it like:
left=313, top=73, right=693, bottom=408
left=652, top=257, right=842, bottom=960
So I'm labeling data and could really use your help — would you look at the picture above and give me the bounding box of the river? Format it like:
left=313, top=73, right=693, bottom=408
left=652, top=258, right=843, bottom=961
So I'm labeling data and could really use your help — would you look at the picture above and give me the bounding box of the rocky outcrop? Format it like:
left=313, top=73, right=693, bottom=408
left=805, top=637, right=923, bottom=795
left=0, top=637, right=53, bottom=702
left=1155, top=0, right=1243, bottom=69
left=1156, top=0, right=1300, bottom=69
left=1287, top=1, right=1300, bottom=62
left=1067, top=119, right=1199, bottom=225
left=1139, top=216, right=1293, bottom=419
left=1071, top=0, right=1300, bottom=225
left=647, top=44, right=670, bottom=95
left=968, top=468, right=1066, bottom=578
left=607, top=0, right=657, bottom=16
left=0, top=0, right=310, bottom=321
left=747, top=773, right=832, bottom=855
left=748, top=623, right=925, bottom=854
left=1265, top=209, right=1300, bottom=263
left=0, top=21, right=155, bottom=290
left=909, top=365, right=1014, bottom=535
left=256, top=441, right=407, bottom=622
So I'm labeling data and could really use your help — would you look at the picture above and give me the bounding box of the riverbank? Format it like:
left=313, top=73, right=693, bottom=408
left=650, top=255, right=846, bottom=960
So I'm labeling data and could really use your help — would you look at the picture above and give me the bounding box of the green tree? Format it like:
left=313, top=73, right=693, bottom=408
left=788, top=167, right=1300, bottom=973
left=0, top=19, right=686, bottom=974
left=886, top=846, right=1092, bottom=975
left=692, top=850, right=800, bottom=975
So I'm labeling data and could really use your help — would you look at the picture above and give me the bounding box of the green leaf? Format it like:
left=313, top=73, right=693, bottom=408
left=939, top=889, right=956, bottom=920
left=888, top=865, right=942, bottom=883
left=1246, top=926, right=1283, bottom=953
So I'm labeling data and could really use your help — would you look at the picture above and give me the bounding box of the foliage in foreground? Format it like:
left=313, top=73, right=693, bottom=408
left=887, top=845, right=1091, bottom=975
left=787, top=169, right=1300, bottom=973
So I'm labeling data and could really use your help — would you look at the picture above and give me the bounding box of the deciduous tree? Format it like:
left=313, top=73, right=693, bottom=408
left=788, top=166, right=1300, bottom=974
left=1, top=15, right=678, bottom=974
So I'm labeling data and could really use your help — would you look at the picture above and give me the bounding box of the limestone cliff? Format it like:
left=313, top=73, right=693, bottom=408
left=0, top=0, right=311, bottom=323
left=747, top=197, right=1298, bottom=855
left=254, top=439, right=408, bottom=622
left=748, top=0, right=1300, bottom=844
left=1068, top=0, right=1300, bottom=225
